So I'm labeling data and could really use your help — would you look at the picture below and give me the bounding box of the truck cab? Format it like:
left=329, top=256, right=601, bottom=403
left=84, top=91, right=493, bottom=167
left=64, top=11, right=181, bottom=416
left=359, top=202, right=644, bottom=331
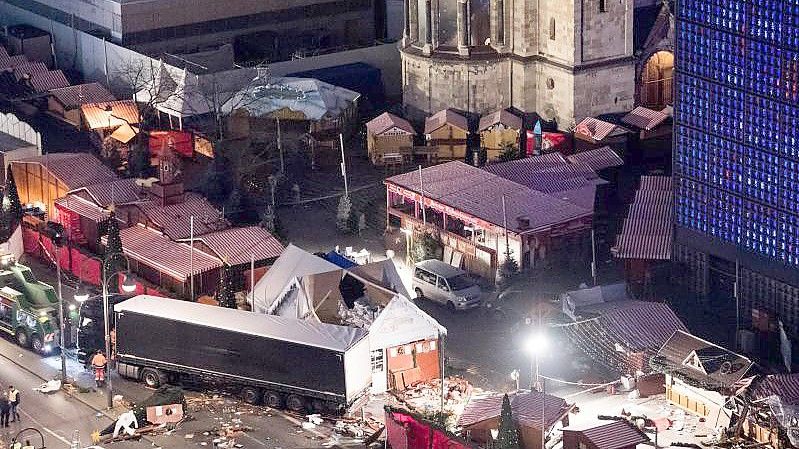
left=0, top=259, right=59, bottom=354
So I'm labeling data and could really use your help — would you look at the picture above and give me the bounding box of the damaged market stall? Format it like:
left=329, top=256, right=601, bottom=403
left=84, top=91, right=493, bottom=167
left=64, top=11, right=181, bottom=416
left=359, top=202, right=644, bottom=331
left=738, top=373, right=799, bottom=448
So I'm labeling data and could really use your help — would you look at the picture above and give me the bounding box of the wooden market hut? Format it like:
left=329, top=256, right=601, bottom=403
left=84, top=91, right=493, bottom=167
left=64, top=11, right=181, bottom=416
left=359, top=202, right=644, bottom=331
left=479, top=108, right=522, bottom=160
left=365, top=112, right=416, bottom=165
left=424, top=109, right=469, bottom=161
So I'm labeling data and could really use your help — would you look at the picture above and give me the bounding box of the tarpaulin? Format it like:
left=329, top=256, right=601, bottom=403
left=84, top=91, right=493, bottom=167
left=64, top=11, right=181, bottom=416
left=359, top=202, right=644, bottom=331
left=149, top=130, right=194, bottom=157
left=543, top=132, right=571, bottom=153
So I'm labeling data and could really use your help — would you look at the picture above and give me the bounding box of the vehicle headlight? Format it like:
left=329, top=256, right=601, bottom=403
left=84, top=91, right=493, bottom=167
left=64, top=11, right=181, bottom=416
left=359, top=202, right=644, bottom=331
left=457, top=296, right=468, bottom=302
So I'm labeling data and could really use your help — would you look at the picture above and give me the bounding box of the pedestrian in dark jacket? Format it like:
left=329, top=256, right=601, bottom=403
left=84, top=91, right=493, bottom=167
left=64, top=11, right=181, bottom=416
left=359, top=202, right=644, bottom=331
left=0, top=393, right=10, bottom=427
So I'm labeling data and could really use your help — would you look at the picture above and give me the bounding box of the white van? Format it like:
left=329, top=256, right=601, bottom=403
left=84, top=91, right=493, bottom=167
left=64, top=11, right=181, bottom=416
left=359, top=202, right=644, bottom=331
left=412, top=260, right=482, bottom=311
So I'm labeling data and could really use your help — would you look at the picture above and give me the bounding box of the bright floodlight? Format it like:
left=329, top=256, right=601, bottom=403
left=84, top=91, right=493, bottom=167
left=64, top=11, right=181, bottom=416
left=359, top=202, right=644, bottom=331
left=74, top=285, right=90, bottom=302
left=525, top=332, right=548, bottom=355
left=121, top=273, right=137, bottom=293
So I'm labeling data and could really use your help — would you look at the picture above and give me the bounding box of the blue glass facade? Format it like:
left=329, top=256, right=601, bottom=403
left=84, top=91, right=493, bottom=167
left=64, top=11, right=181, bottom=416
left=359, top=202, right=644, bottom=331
left=674, top=0, right=799, bottom=270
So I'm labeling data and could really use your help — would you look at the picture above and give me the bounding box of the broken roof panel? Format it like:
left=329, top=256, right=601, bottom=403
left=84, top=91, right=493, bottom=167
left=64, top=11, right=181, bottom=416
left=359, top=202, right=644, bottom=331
left=653, top=330, right=753, bottom=390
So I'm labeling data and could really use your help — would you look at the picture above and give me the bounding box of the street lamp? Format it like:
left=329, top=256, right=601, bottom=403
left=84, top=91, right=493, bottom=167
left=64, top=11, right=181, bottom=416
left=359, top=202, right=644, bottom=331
left=74, top=252, right=136, bottom=409
left=525, top=332, right=548, bottom=392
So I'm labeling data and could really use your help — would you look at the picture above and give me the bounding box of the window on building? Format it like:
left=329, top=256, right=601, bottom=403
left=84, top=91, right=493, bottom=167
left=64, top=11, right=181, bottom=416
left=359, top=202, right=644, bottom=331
left=600, top=0, right=606, bottom=12
left=549, top=18, right=556, bottom=40
left=370, top=350, right=384, bottom=371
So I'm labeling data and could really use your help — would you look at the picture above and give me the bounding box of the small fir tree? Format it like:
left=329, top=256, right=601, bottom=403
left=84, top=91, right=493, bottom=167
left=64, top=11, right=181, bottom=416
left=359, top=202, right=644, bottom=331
left=0, top=196, right=12, bottom=241
left=496, top=142, right=520, bottom=163
left=336, top=194, right=352, bottom=232
left=498, top=249, right=519, bottom=285
left=496, top=394, right=521, bottom=449
left=5, top=167, right=22, bottom=221
left=260, top=204, right=276, bottom=234
left=103, top=211, right=124, bottom=292
left=216, top=263, right=237, bottom=309
left=411, top=232, right=441, bottom=263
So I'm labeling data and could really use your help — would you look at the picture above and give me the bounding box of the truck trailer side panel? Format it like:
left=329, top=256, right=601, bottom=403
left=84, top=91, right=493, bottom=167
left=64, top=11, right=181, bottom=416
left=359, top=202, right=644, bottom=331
left=116, top=311, right=347, bottom=398
left=343, top=336, right=371, bottom=401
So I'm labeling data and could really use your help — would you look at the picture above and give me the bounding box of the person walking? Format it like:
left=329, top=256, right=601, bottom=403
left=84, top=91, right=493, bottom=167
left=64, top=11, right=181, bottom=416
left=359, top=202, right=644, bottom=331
left=0, top=392, right=10, bottom=427
left=91, top=350, right=108, bottom=387
left=8, top=386, right=19, bottom=423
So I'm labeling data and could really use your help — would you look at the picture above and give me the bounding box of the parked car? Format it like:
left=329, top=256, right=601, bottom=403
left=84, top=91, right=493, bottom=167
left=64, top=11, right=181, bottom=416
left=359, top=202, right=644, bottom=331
left=412, top=260, right=482, bottom=311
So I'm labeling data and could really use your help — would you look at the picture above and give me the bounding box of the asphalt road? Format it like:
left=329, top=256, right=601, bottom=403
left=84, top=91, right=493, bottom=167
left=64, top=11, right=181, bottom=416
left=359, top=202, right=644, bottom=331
left=0, top=349, right=130, bottom=449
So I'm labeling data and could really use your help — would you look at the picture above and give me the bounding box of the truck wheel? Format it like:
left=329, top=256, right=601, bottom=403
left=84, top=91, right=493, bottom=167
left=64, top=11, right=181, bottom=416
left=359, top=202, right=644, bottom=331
left=241, top=387, right=262, bottom=405
left=414, top=288, right=424, bottom=300
left=285, top=394, right=306, bottom=412
left=263, top=390, right=283, bottom=409
left=311, top=400, right=326, bottom=414
left=15, top=329, right=29, bottom=348
left=141, top=368, right=166, bottom=388
left=31, top=335, right=44, bottom=353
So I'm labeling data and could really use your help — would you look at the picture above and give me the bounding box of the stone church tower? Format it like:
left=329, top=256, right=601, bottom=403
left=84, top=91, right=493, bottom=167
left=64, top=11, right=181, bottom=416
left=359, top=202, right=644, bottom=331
left=400, top=0, right=636, bottom=129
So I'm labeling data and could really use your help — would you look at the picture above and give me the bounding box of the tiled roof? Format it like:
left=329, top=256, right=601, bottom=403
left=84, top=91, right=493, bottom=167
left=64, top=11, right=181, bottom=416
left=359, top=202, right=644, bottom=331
left=574, top=117, right=626, bottom=141
left=653, top=330, right=753, bottom=390
left=69, top=178, right=143, bottom=207
left=180, top=226, right=284, bottom=266
left=0, top=55, right=28, bottom=69
left=566, top=147, right=624, bottom=172
left=424, top=109, right=469, bottom=134
left=612, top=176, right=673, bottom=260
left=54, top=194, right=110, bottom=223
left=567, top=420, right=649, bottom=449
left=459, top=392, right=571, bottom=429
left=622, top=106, right=670, bottom=131
left=49, top=82, right=116, bottom=108
left=748, top=374, right=799, bottom=405
left=138, top=193, right=229, bottom=240
left=386, top=161, right=590, bottom=234
left=478, top=108, right=522, bottom=132
left=366, top=112, right=415, bottom=135
left=28, top=70, right=70, bottom=93
left=110, top=225, right=222, bottom=281
left=81, top=100, right=140, bottom=130
left=594, top=301, right=687, bottom=352
left=13, top=62, right=48, bottom=79
left=16, top=153, right=117, bottom=189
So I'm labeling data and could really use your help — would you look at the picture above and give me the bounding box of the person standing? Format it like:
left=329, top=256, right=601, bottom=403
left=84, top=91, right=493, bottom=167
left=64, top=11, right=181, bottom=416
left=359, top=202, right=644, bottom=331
left=0, top=392, right=10, bottom=427
left=8, top=386, right=19, bottom=423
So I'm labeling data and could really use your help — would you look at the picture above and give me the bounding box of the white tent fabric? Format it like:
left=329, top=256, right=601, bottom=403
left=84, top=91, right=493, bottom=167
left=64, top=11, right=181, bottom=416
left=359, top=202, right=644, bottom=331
left=349, top=259, right=411, bottom=300
left=368, top=295, right=446, bottom=350
left=250, top=244, right=340, bottom=314
left=115, top=295, right=366, bottom=352
left=221, top=77, right=360, bottom=121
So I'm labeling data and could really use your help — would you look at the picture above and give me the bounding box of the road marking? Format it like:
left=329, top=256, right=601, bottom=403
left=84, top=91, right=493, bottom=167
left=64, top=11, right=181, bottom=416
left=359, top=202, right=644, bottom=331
left=16, top=408, right=72, bottom=446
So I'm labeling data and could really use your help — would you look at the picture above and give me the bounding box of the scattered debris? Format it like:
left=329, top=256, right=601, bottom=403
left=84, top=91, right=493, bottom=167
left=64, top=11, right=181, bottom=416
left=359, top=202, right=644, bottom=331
left=33, top=379, right=62, bottom=393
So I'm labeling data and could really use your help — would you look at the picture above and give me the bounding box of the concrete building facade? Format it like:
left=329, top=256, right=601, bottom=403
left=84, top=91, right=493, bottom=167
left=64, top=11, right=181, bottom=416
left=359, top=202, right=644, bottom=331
left=399, top=0, right=637, bottom=129
left=2, top=0, right=376, bottom=62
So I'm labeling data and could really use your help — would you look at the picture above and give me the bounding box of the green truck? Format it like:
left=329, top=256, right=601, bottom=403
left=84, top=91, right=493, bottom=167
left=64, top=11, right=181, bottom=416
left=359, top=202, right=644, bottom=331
left=0, top=260, right=59, bottom=354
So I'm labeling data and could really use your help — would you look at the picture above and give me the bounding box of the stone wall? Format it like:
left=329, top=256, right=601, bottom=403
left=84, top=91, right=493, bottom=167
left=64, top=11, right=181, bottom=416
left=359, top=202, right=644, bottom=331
left=573, top=61, right=636, bottom=125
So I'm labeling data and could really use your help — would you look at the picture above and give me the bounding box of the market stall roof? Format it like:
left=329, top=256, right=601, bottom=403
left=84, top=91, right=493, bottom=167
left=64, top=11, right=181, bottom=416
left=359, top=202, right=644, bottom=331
left=178, top=226, right=283, bottom=266
left=54, top=194, right=110, bottom=223
left=478, top=108, right=522, bottom=132
left=68, top=178, right=143, bottom=208
left=562, top=420, right=650, bottom=449
left=622, top=106, right=670, bottom=131
left=425, top=108, right=469, bottom=134
left=574, top=116, right=629, bottom=141
left=250, top=244, right=340, bottom=314
left=366, top=112, right=416, bottom=135
left=105, top=224, right=223, bottom=281
left=28, top=70, right=70, bottom=93
left=458, top=391, right=572, bottom=430
left=612, top=176, right=673, bottom=260
left=17, top=153, right=116, bottom=189
left=138, top=192, right=229, bottom=240
left=565, top=146, right=624, bottom=172
left=81, top=100, right=140, bottom=130
left=369, top=295, right=446, bottom=349
left=653, top=330, right=753, bottom=390
left=109, top=123, right=139, bottom=143
left=748, top=374, right=799, bottom=405
left=221, top=76, right=360, bottom=121
left=49, top=82, right=116, bottom=109
left=115, top=295, right=368, bottom=352
left=386, top=161, right=591, bottom=234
